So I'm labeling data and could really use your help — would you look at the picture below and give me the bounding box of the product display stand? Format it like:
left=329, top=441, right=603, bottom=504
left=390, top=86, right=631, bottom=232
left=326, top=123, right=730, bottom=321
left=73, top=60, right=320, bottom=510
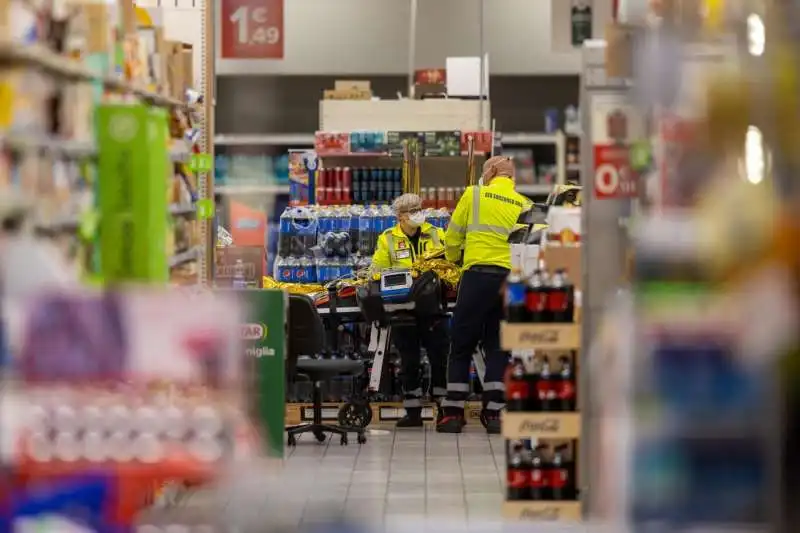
left=500, top=304, right=583, bottom=521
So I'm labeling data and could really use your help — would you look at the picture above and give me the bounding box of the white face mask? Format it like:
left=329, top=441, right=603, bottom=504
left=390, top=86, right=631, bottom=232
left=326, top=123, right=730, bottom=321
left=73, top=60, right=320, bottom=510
left=408, top=211, right=426, bottom=226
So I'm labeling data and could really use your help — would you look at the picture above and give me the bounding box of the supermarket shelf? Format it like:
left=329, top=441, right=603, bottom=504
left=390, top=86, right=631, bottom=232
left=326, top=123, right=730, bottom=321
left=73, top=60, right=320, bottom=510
left=0, top=43, right=184, bottom=107
left=213, top=132, right=563, bottom=147
left=1, top=135, right=190, bottom=162
left=500, top=322, right=581, bottom=351
left=1, top=135, right=95, bottom=158
left=214, top=133, right=314, bottom=146
left=169, top=204, right=196, bottom=217
left=286, top=401, right=486, bottom=426
left=516, top=184, right=554, bottom=195
left=215, top=183, right=290, bottom=195
left=502, top=132, right=560, bottom=145
left=169, top=247, right=200, bottom=268
left=502, top=412, right=581, bottom=439
left=502, top=501, right=582, bottom=521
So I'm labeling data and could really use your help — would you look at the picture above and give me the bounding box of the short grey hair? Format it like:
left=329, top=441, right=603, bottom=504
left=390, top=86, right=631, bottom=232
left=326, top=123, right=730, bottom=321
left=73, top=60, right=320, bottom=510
left=392, top=193, right=422, bottom=214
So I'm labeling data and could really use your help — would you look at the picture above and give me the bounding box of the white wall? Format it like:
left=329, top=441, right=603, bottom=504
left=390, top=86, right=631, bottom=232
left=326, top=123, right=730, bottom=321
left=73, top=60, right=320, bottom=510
left=215, top=0, right=614, bottom=76
left=135, top=0, right=204, bottom=89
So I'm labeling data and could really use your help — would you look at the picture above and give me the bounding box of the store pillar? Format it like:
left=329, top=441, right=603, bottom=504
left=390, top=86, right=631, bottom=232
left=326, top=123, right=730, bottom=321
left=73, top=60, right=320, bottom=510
left=579, top=40, right=638, bottom=518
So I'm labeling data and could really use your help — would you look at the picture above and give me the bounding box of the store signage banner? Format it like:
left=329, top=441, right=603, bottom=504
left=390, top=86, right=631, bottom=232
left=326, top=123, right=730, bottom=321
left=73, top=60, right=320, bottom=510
left=238, top=289, right=286, bottom=457
left=221, top=0, right=284, bottom=59
left=591, top=94, right=644, bottom=199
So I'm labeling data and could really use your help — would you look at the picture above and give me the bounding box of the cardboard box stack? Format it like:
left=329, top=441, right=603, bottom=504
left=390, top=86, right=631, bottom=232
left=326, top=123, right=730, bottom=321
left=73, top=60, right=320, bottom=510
left=323, top=80, right=372, bottom=101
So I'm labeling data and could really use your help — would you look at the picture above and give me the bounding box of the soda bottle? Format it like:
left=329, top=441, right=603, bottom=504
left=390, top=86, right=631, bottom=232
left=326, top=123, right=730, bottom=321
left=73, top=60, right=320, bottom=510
left=295, top=257, right=309, bottom=283
left=550, top=444, right=575, bottom=500
left=315, top=168, right=330, bottom=205
left=278, top=208, right=293, bottom=257
left=532, top=444, right=552, bottom=500
left=386, top=208, right=397, bottom=229
left=506, top=442, right=530, bottom=501
left=358, top=206, right=375, bottom=256
left=307, top=256, right=318, bottom=283
left=349, top=206, right=363, bottom=254
left=505, top=271, right=528, bottom=322
left=548, top=269, right=575, bottom=323
left=232, top=259, right=248, bottom=289
left=556, top=355, right=576, bottom=412
left=505, top=358, right=529, bottom=412
left=536, top=356, right=554, bottom=411
left=284, top=257, right=298, bottom=283
left=468, top=361, right=478, bottom=399
left=526, top=269, right=549, bottom=322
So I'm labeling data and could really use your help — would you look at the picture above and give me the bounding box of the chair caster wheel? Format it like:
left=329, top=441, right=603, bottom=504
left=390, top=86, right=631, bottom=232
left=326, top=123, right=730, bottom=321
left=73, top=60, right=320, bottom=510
left=357, top=433, right=367, bottom=444
left=340, top=435, right=348, bottom=446
left=313, top=430, right=326, bottom=443
left=287, top=434, right=297, bottom=447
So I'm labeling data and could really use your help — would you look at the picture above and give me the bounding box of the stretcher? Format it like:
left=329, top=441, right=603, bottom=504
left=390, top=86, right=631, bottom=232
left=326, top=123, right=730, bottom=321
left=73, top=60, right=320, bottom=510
left=309, top=271, right=488, bottom=428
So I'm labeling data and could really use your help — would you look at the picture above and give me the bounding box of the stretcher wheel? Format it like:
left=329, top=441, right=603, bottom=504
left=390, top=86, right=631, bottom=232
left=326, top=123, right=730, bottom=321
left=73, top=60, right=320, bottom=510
left=479, top=410, right=489, bottom=429
left=340, top=435, right=349, bottom=445
left=338, top=402, right=372, bottom=428
left=357, top=433, right=367, bottom=444
left=287, top=434, right=297, bottom=447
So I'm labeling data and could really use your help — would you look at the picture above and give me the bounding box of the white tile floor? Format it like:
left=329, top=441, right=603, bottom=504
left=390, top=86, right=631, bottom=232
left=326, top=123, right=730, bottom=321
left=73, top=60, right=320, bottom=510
left=145, top=425, right=507, bottom=531
left=282, top=425, right=506, bottom=525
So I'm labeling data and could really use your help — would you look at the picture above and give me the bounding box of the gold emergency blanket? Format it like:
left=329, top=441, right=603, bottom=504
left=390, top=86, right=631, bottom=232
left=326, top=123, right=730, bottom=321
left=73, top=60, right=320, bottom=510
left=262, top=276, right=324, bottom=295
left=411, top=249, right=461, bottom=288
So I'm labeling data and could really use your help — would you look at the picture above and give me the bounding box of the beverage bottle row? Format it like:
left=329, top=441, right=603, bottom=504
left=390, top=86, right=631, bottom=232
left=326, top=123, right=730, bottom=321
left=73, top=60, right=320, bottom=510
left=421, top=186, right=464, bottom=211
left=506, top=268, right=576, bottom=323
left=357, top=205, right=398, bottom=256
left=505, top=355, right=576, bottom=412
left=353, top=167, right=403, bottom=204
left=507, top=440, right=577, bottom=501
left=274, top=256, right=371, bottom=284
left=317, top=167, right=405, bottom=205
left=278, top=207, right=320, bottom=258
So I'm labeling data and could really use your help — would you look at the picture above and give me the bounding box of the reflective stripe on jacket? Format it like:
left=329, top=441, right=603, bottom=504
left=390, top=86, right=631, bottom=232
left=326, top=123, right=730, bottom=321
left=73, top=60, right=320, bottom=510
left=371, top=222, right=446, bottom=270
left=444, top=176, right=532, bottom=271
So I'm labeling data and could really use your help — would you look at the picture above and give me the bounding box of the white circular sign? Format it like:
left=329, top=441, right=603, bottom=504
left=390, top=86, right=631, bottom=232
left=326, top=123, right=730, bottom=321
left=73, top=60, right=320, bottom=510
left=109, top=114, right=138, bottom=142
left=594, top=163, right=619, bottom=196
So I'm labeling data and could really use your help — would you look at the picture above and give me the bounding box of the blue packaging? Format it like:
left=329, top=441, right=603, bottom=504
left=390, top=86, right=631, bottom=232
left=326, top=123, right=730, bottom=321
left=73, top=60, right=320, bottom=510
left=505, top=277, right=526, bottom=308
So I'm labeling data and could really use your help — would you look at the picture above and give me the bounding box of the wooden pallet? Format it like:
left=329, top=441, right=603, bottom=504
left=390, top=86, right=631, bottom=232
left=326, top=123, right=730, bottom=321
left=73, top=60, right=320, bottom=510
left=285, top=401, right=484, bottom=426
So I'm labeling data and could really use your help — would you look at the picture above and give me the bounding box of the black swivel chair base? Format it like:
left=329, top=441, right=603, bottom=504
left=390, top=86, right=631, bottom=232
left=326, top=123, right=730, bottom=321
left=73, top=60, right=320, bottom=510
left=286, top=358, right=368, bottom=446
left=286, top=421, right=366, bottom=446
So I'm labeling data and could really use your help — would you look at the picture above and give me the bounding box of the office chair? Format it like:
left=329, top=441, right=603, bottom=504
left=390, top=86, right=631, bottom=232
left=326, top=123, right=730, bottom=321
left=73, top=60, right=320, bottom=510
left=285, top=294, right=367, bottom=446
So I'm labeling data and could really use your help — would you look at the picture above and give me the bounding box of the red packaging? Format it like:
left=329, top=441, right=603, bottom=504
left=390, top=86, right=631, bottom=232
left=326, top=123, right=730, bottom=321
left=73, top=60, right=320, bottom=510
left=316, top=169, right=327, bottom=205
left=420, top=187, right=431, bottom=208
left=446, top=187, right=456, bottom=210
left=314, top=132, right=350, bottom=155
left=342, top=167, right=352, bottom=204
left=332, top=167, right=342, bottom=204
left=461, top=131, right=493, bottom=154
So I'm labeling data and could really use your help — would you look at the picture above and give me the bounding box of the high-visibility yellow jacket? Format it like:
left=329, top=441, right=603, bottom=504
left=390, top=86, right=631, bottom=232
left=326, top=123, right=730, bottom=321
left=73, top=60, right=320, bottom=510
left=445, top=176, right=532, bottom=271
left=371, top=222, right=446, bottom=270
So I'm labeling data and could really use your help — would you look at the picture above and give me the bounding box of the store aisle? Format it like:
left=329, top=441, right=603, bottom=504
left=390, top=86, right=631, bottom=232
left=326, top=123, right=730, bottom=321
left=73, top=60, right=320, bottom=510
left=278, top=426, right=506, bottom=526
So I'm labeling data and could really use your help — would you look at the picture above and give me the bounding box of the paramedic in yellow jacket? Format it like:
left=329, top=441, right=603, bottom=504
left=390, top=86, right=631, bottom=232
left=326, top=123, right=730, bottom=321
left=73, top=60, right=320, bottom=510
left=438, top=156, right=532, bottom=435
left=371, top=193, right=450, bottom=427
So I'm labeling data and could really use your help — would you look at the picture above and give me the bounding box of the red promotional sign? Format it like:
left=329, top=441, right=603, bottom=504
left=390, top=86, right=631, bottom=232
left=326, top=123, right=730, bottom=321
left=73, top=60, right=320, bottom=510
left=594, top=144, right=637, bottom=199
left=221, top=0, right=284, bottom=59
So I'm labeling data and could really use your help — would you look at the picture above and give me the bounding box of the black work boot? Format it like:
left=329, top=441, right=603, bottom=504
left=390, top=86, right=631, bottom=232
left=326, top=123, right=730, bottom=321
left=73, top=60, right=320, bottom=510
left=396, top=407, right=424, bottom=428
left=483, top=409, right=502, bottom=435
left=436, top=408, right=465, bottom=433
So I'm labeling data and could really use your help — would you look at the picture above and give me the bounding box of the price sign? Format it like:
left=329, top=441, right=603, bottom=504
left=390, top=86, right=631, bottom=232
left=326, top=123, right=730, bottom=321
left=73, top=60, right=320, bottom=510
left=594, top=144, right=637, bottom=199
left=221, top=0, right=283, bottom=59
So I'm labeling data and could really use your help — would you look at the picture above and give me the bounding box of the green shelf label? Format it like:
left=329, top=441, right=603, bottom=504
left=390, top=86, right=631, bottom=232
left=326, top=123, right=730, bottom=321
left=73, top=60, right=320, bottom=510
left=79, top=209, right=100, bottom=240
left=630, top=141, right=652, bottom=171
left=196, top=199, right=215, bottom=220
left=190, top=153, right=213, bottom=173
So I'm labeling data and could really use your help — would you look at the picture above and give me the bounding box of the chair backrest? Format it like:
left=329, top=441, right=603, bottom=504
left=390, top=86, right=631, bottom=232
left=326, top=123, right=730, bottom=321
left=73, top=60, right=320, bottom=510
left=287, top=293, right=326, bottom=378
